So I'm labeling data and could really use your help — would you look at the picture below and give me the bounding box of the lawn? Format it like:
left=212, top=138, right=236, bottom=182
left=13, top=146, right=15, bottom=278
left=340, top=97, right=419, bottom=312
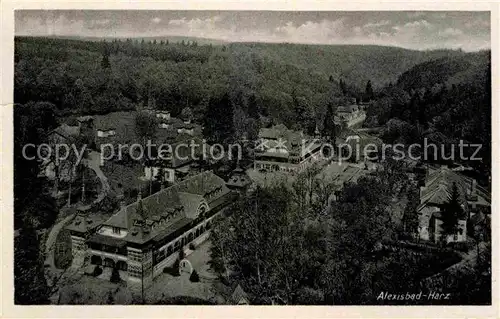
left=101, top=161, right=147, bottom=195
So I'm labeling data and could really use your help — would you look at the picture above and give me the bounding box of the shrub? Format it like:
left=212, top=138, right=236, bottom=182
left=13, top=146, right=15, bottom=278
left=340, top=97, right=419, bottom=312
left=179, top=248, right=185, bottom=260
left=106, top=291, right=114, bottom=305
left=110, top=267, right=121, bottom=283
left=163, top=266, right=180, bottom=276
left=93, top=266, right=103, bottom=277
left=190, top=270, right=200, bottom=282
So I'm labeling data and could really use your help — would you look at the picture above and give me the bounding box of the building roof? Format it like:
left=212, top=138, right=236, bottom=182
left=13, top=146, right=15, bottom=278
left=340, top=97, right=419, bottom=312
left=417, top=166, right=490, bottom=220
left=88, top=233, right=127, bottom=248
left=50, top=124, right=80, bottom=140
left=420, top=166, right=471, bottom=207
left=100, top=171, right=232, bottom=245
left=66, top=211, right=109, bottom=234
left=231, top=284, right=249, bottom=304
left=226, top=168, right=252, bottom=189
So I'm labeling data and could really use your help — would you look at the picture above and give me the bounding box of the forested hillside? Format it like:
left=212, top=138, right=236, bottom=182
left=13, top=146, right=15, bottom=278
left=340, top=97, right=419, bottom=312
left=365, top=51, right=491, bottom=181
left=15, top=36, right=467, bottom=131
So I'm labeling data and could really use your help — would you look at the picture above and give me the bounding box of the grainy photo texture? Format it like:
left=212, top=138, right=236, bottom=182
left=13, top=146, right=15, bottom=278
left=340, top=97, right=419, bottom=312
left=14, top=10, right=491, bottom=305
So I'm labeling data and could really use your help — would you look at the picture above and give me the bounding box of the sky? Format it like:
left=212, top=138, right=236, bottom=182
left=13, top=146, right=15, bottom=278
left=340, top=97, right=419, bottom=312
left=15, top=10, right=491, bottom=51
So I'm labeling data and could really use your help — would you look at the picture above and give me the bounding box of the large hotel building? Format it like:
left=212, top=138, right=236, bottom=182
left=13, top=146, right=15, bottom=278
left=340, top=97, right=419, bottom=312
left=66, top=171, right=237, bottom=289
left=254, top=124, right=323, bottom=172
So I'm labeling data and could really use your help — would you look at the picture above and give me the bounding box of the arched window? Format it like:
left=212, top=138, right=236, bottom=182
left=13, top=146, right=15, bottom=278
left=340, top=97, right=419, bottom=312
left=197, top=202, right=209, bottom=219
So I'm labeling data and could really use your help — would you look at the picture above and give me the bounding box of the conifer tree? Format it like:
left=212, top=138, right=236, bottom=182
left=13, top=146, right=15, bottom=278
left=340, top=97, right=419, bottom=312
left=441, top=182, right=462, bottom=239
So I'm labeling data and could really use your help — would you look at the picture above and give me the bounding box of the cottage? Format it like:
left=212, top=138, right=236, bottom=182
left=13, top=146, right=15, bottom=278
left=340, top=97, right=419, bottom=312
left=66, top=171, right=237, bottom=290
left=336, top=129, right=383, bottom=163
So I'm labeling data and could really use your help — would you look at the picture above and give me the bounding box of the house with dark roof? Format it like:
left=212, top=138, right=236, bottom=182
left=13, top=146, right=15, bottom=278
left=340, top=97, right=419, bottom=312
left=143, top=137, right=206, bottom=183
left=417, top=166, right=490, bottom=243
left=66, top=171, right=237, bottom=289
left=254, top=124, right=323, bottom=173
left=226, top=166, right=252, bottom=194
left=231, top=284, right=250, bottom=305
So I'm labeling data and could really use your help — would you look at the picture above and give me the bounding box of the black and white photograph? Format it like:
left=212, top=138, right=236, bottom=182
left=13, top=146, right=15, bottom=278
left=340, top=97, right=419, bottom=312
left=6, top=4, right=495, bottom=311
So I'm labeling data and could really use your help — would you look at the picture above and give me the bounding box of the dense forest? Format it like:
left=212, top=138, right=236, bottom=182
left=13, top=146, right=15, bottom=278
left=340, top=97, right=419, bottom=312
left=365, top=50, right=491, bottom=182
left=14, top=36, right=471, bottom=129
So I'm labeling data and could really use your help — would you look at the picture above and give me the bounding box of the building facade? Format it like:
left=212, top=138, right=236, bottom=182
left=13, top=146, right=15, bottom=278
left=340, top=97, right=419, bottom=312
left=334, top=102, right=367, bottom=128
left=66, top=171, right=237, bottom=290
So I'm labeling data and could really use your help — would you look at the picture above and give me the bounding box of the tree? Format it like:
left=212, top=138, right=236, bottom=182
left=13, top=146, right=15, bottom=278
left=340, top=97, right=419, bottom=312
left=440, top=182, right=463, bottom=240
left=210, top=184, right=309, bottom=304
left=73, top=78, right=94, bottom=114
left=14, top=219, right=50, bottom=304
left=208, top=216, right=234, bottom=280
left=203, top=93, right=235, bottom=145
left=189, top=270, right=200, bottom=282
left=364, top=80, right=374, bottom=101
left=106, top=291, right=114, bottom=304
left=14, top=102, right=58, bottom=228
left=63, top=135, right=87, bottom=207
left=339, top=78, right=347, bottom=95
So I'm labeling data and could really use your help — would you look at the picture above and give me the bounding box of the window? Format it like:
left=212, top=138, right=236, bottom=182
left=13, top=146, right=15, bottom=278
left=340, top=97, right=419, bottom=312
left=128, top=250, right=143, bottom=262
left=128, top=265, right=142, bottom=278
left=112, top=227, right=120, bottom=234
left=453, top=234, right=458, bottom=241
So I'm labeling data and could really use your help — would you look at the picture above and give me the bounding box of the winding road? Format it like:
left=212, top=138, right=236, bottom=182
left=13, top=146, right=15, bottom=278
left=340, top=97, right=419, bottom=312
left=44, top=151, right=111, bottom=284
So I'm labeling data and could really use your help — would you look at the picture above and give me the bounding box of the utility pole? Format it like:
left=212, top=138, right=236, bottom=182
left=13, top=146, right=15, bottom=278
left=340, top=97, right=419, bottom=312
left=141, top=255, right=144, bottom=304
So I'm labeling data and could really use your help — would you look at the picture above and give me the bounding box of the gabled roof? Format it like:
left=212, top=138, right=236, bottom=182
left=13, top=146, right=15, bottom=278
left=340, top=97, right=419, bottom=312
left=100, top=171, right=232, bottom=244
left=231, top=284, right=249, bottom=304
left=420, top=166, right=471, bottom=207
left=257, top=124, right=319, bottom=156
left=66, top=211, right=108, bottom=234
left=76, top=115, right=94, bottom=122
